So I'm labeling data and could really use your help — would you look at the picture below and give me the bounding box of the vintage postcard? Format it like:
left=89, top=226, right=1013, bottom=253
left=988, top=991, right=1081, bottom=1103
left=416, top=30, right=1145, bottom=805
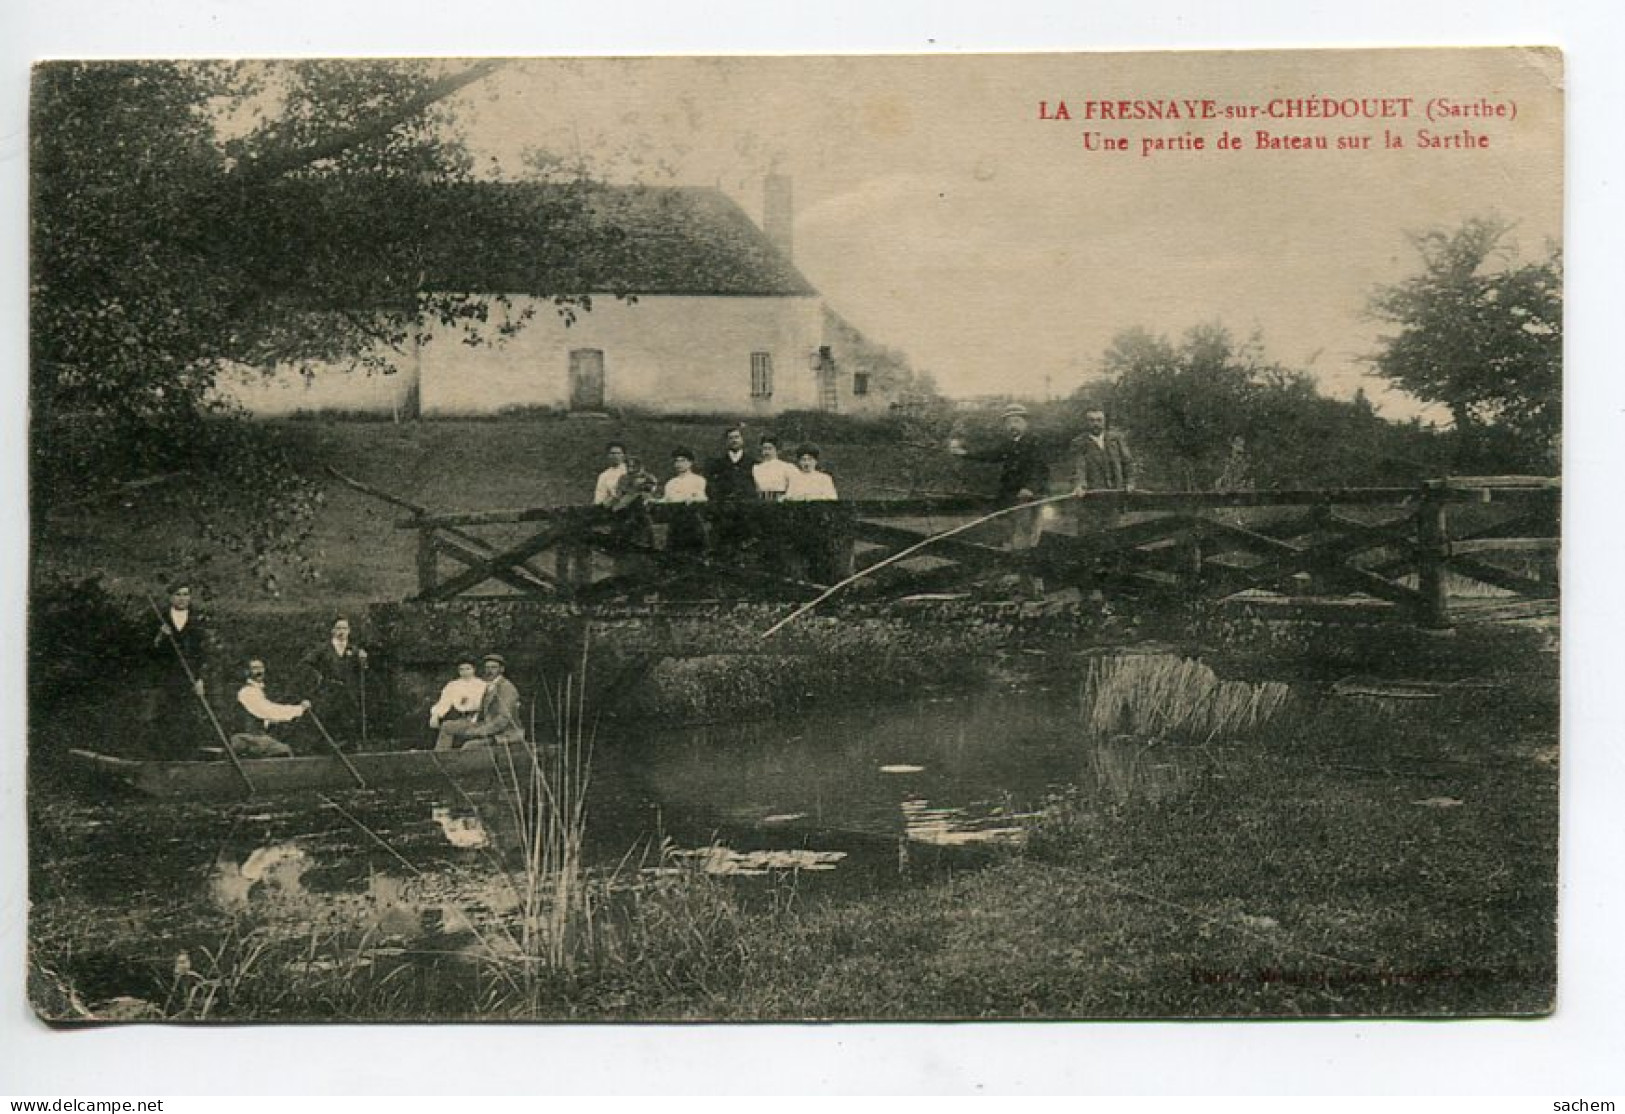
left=27, top=49, right=1562, bottom=1024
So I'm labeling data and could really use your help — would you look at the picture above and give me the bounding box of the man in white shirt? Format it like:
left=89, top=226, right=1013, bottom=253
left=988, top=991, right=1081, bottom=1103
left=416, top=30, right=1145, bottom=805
left=232, top=659, right=310, bottom=758
left=593, top=442, right=629, bottom=506
left=429, top=658, right=487, bottom=732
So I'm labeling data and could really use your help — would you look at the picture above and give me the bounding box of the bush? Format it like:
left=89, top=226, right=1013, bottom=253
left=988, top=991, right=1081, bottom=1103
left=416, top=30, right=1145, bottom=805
left=28, top=573, right=148, bottom=716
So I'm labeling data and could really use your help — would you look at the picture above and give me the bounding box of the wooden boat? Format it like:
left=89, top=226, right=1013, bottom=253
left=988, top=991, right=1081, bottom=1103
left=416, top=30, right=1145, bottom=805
left=68, top=743, right=548, bottom=799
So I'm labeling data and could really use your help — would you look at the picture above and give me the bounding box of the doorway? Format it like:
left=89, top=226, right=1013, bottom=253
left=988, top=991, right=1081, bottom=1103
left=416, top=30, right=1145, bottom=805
left=569, top=349, right=605, bottom=411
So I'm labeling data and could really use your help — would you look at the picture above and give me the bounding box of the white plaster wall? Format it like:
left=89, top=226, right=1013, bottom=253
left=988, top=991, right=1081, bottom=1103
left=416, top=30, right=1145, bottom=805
left=418, top=295, right=824, bottom=417
left=214, top=358, right=416, bottom=417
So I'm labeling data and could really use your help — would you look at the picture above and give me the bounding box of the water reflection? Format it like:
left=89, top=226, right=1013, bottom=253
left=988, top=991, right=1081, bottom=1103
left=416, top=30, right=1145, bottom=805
left=40, top=684, right=1210, bottom=1005
left=431, top=806, right=490, bottom=849
left=598, top=690, right=1192, bottom=853
left=1088, top=736, right=1189, bottom=808
left=207, top=842, right=309, bottom=911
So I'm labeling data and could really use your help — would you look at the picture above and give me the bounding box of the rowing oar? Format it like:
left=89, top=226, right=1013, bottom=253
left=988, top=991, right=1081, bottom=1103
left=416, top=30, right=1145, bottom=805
left=145, top=593, right=255, bottom=796
left=760, top=490, right=1081, bottom=640
left=306, top=707, right=368, bottom=789
left=358, top=652, right=369, bottom=747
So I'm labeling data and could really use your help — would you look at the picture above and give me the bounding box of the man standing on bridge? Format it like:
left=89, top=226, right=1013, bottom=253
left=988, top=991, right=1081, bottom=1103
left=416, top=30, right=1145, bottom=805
left=706, top=425, right=758, bottom=558
left=1070, top=407, right=1138, bottom=534
left=1070, top=408, right=1137, bottom=496
left=949, top=403, right=1050, bottom=598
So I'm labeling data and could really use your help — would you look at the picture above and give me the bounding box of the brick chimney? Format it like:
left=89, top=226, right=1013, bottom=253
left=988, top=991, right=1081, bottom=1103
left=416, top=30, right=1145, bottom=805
left=763, top=173, right=793, bottom=262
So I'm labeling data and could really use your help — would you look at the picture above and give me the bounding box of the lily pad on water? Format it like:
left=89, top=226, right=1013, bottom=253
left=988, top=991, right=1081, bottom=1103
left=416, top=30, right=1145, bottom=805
left=670, top=847, right=848, bottom=875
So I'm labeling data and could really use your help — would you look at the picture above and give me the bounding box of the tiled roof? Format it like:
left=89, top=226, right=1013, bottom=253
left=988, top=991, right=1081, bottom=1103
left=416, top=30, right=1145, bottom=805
left=262, top=178, right=816, bottom=300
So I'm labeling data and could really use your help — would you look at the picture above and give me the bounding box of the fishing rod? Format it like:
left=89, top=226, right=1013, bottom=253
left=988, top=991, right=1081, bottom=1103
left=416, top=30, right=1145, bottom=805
left=760, top=490, right=1081, bottom=639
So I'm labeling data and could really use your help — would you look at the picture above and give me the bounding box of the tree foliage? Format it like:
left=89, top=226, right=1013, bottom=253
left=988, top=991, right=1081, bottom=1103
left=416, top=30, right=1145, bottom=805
left=1367, top=217, right=1562, bottom=470
left=1070, top=324, right=1446, bottom=490
left=30, top=60, right=616, bottom=587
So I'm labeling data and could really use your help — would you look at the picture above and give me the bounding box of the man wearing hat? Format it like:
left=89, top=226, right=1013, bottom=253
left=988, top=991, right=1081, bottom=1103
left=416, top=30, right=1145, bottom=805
left=948, top=403, right=1050, bottom=596
left=434, top=653, right=525, bottom=751
left=140, top=579, right=211, bottom=757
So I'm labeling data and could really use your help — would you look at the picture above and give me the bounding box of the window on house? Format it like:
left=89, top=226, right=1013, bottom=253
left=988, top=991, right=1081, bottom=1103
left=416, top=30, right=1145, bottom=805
left=750, top=352, right=774, bottom=398
left=853, top=372, right=871, bottom=397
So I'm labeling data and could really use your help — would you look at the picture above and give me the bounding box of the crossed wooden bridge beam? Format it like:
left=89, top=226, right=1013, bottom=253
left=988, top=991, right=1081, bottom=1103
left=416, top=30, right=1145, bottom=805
left=347, top=470, right=1558, bottom=629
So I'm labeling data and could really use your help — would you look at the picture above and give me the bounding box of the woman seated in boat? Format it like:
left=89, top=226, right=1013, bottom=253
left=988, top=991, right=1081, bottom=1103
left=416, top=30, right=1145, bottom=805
left=232, top=658, right=310, bottom=759
left=428, top=657, right=486, bottom=733
left=434, top=653, right=525, bottom=752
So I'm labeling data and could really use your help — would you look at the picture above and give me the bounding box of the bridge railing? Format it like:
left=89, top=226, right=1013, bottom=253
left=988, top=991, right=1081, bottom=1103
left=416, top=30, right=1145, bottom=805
left=380, top=476, right=1559, bottom=627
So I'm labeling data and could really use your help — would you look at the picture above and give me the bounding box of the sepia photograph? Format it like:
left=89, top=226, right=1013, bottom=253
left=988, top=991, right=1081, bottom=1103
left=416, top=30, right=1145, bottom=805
left=25, top=48, right=1564, bottom=1028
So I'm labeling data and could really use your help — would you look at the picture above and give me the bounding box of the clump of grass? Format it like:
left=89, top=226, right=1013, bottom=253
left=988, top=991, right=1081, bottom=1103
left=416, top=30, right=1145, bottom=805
left=1080, top=653, right=1292, bottom=742
left=478, top=634, right=600, bottom=1003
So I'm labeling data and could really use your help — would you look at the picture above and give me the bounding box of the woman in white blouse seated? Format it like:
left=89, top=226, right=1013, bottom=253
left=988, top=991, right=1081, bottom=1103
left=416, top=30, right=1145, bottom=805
left=660, top=447, right=709, bottom=553
left=782, top=443, right=841, bottom=582
left=428, top=657, right=487, bottom=732
left=784, top=444, right=839, bottom=501
left=752, top=436, right=798, bottom=500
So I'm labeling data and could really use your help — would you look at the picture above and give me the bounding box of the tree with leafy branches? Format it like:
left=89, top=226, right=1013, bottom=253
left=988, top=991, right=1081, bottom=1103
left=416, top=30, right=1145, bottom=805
left=31, top=59, right=623, bottom=588
left=1366, top=216, right=1562, bottom=472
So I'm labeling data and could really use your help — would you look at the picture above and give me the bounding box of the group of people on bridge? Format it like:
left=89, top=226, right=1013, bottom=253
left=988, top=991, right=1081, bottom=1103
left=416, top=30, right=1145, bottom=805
left=573, top=407, right=1139, bottom=591
left=572, top=424, right=845, bottom=581
left=574, top=407, right=1137, bottom=577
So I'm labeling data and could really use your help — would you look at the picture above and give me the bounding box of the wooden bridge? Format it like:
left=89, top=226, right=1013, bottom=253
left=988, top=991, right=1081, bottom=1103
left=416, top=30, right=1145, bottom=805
left=345, top=472, right=1559, bottom=629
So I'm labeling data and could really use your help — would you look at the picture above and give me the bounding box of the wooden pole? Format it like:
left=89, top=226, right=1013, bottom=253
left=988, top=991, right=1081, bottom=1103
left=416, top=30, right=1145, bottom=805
left=144, top=594, right=255, bottom=796
left=307, top=707, right=368, bottom=788
left=416, top=528, right=439, bottom=597
left=358, top=654, right=369, bottom=747
left=1416, top=481, right=1452, bottom=629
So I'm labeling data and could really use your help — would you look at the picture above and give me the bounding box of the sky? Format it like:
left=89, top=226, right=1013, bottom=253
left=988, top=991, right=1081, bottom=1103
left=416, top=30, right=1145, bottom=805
left=442, top=50, right=1565, bottom=420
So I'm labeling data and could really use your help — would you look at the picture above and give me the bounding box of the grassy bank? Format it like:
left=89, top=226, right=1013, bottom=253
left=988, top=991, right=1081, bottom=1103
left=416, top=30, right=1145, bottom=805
left=35, top=415, right=974, bottom=609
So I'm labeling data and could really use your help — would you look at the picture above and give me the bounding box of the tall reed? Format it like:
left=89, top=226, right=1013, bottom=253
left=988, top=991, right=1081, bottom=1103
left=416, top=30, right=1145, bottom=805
left=495, top=633, right=597, bottom=987
left=1080, top=653, right=1291, bottom=743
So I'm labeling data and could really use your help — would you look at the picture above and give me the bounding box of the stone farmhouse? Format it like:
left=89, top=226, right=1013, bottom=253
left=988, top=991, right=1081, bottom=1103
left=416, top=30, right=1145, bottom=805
left=219, top=176, right=904, bottom=419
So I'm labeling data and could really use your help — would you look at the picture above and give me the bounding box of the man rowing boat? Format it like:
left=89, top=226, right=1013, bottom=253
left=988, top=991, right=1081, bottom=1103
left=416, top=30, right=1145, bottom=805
left=231, top=658, right=311, bottom=759
left=139, top=579, right=210, bottom=758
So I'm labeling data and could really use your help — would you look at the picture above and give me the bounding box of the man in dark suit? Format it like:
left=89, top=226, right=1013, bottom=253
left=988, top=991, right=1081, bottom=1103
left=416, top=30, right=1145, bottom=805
left=1070, top=408, right=1138, bottom=494
left=1069, top=408, right=1139, bottom=607
left=950, top=403, right=1050, bottom=508
left=300, top=616, right=369, bottom=746
left=949, top=403, right=1050, bottom=597
left=141, top=579, right=210, bottom=757
left=705, top=425, right=757, bottom=556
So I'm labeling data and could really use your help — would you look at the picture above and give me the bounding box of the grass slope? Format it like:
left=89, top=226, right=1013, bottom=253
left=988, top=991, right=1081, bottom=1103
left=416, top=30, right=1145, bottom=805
left=37, top=416, right=967, bottom=609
